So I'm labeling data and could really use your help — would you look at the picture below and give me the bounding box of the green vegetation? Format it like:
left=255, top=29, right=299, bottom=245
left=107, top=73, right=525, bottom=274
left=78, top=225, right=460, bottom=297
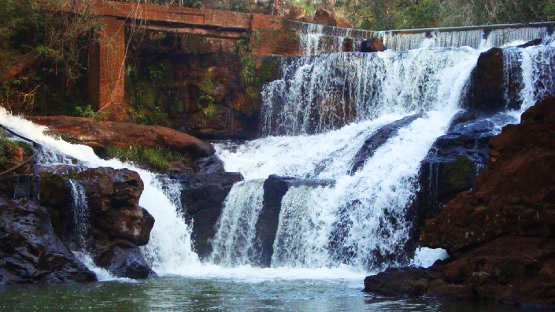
left=126, top=62, right=169, bottom=125
left=297, top=0, right=554, bottom=30
left=0, top=0, right=96, bottom=115
left=105, top=146, right=189, bottom=172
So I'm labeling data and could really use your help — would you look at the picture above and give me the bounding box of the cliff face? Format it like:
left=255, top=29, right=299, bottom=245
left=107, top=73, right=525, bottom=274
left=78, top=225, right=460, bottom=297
left=364, top=97, right=555, bottom=309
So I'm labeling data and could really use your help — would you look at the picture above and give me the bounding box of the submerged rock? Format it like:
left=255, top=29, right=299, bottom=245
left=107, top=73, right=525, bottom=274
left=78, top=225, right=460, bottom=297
left=365, top=97, right=555, bottom=309
left=0, top=198, right=97, bottom=284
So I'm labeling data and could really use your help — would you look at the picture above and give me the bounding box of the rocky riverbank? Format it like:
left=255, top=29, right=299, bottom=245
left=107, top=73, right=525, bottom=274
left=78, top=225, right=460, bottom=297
left=364, top=97, right=555, bottom=309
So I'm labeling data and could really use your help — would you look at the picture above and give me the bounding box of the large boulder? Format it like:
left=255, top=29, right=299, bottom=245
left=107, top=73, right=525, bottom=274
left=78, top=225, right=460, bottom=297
left=40, top=167, right=156, bottom=279
left=177, top=156, right=244, bottom=258
left=360, top=38, right=385, bottom=53
left=0, top=198, right=97, bottom=284
left=464, top=47, right=510, bottom=113
left=28, top=116, right=215, bottom=157
left=365, top=97, right=555, bottom=309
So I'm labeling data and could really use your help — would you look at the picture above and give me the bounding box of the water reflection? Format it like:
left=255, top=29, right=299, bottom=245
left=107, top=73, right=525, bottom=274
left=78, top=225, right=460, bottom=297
left=0, top=277, right=535, bottom=311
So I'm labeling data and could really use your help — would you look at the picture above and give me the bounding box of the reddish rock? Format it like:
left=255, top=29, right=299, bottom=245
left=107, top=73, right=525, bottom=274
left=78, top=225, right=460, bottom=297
left=28, top=116, right=215, bottom=157
left=365, top=97, right=555, bottom=309
left=465, top=47, right=508, bottom=113
left=361, top=37, right=385, bottom=52
left=313, top=7, right=337, bottom=26
left=39, top=167, right=156, bottom=279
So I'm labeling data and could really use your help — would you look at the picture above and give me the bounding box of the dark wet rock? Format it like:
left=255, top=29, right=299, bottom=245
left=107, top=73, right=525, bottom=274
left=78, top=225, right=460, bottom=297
left=39, top=167, right=156, bottom=279
left=351, top=113, right=422, bottom=174
left=176, top=159, right=244, bottom=259
left=90, top=239, right=155, bottom=279
left=0, top=198, right=97, bottom=284
left=365, top=97, right=555, bottom=309
left=254, top=175, right=333, bottom=267
left=361, top=37, right=385, bottom=52
left=464, top=47, right=510, bottom=113
left=517, top=38, right=543, bottom=48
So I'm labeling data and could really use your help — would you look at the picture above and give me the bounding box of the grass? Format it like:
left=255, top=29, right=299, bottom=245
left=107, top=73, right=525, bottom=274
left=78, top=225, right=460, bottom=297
left=105, top=146, right=189, bottom=172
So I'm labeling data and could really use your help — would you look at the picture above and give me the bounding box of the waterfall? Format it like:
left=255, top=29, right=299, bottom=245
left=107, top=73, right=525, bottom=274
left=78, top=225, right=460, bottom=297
left=296, top=22, right=359, bottom=55
left=216, top=41, right=555, bottom=272
left=210, top=181, right=265, bottom=266
left=67, top=179, right=89, bottom=250
left=377, top=25, right=552, bottom=51
left=262, top=48, right=480, bottom=136
left=1, top=30, right=553, bottom=280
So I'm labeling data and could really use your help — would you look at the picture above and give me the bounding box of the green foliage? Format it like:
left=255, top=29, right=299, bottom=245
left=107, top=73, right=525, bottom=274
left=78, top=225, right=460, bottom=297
left=75, top=105, right=96, bottom=118
left=0, top=0, right=93, bottom=115
left=310, top=0, right=553, bottom=30
left=126, top=63, right=169, bottom=125
left=105, top=146, right=189, bottom=172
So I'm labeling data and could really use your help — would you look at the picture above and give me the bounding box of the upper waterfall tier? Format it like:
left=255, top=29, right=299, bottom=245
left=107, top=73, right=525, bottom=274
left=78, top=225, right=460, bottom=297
left=262, top=48, right=480, bottom=136
left=293, top=21, right=554, bottom=54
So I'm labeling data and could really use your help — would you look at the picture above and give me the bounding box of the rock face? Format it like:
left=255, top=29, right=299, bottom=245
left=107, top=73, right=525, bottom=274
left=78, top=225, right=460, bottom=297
left=365, top=97, right=555, bottom=309
left=464, top=47, right=507, bottom=113
left=406, top=111, right=514, bottom=244
left=40, top=167, right=156, bottom=279
left=177, top=156, right=244, bottom=258
left=361, top=38, right=385, bottom=52
left=29, top=116, right=215, bottom=157
left=0, top=198, right=97, bottom=284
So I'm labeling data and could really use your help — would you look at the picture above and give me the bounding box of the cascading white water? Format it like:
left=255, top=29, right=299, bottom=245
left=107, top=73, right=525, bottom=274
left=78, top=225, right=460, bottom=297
left=376, top=26, right=552, bottom=51
left=67, top=179, right=89, bottom=250
left=210, top=180, right=265, bottom=266
left=216, top=45, right=481, bottom=272
left=262, top=48, right=481, bottom=135
left=216, top=40, right=554, bottom=272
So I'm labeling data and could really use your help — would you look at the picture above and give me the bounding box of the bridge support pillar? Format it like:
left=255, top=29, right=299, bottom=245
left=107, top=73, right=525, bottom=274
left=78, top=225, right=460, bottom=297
left=89, top=17, right=126, bottom=120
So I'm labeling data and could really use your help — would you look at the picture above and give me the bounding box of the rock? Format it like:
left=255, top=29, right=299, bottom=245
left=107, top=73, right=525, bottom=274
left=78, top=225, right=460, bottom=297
left=406, top=111, right=509, bottom=246
left=464, top=47, right=508, bottom=113
left=177, top=158, right=244, bottom=258
left=39, top=167, right=156, bottom=279
left=255, top=175, right=334, bottom=266
left=517, top=38, right=543, bottom=48
left=76, top=168, right=153, bottom=246
left=360, top=37, right=385, bottom=52
left=28, top=115, right=215, bottom=157
left=365, top=97, right=555, bottom=309
left=0, top=198, right=97, bottom=284
left=313, top=7, right=337, bottom=26
left=91, top=239, right=155, bottom=279
left=351, top=113, right=422, bottom=174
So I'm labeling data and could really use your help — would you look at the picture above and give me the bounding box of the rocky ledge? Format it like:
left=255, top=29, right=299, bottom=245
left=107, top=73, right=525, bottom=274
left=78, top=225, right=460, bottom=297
left=364, top=97, right=555, bottom=309
left=29, top=116, right=215, bottom=158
